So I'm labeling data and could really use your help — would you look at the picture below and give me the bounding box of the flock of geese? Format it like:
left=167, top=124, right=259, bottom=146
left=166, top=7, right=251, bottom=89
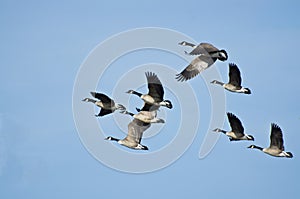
left=82, top=41, right=293, bottom=158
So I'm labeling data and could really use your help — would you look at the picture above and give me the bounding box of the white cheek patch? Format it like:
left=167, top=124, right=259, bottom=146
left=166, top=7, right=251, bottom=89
left=220, top=52, right=226, bottom=58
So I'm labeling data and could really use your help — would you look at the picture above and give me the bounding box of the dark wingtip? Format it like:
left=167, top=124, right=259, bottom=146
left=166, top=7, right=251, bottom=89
left=226, top=112, right=234, bottom=117
left=90, top=91, right=96, bottom=97
left=229, top=63, right=237, bottom=68
left=271, top=123, right=281, bottom=131
left=175, top=73, right=187, bottom=82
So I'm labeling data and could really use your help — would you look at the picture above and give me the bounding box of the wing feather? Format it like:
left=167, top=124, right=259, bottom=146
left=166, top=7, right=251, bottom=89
left=228, top=63, right=242, bottom=87
left=176, top=55, right=216, bottom=81
left=125, top=119, right=151, bottom=143
left=227, top=112, right=245, bottom=137
left=146, top=72, right=164, bottom=102
left=97, top=108, right=113, bottom=117
left=270, top=123, right=284, bottom=150
left=90, top=92, right=115, bottom=106
left=188, top=43, right=219, bottom=55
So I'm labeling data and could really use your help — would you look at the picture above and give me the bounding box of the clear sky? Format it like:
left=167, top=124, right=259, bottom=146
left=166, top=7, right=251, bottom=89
left=1, top=0, right=299, bottom=198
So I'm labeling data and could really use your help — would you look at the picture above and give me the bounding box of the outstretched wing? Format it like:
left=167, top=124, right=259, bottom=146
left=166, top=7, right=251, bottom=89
left=269, top=123, right=284, bottom=150
left=227, top=112, right=245, bottom=137
left=90, top=92, right=115, bottom=106
left=97, top=108, right=113, bottom=117
left=188, top=43, right=219, bottom=55
left=125, top=119, right=151, bottom=144
left=176, top=55, right=216, bottom=81
left=146, top=72, right=164, bottom=102
left=228, top=63, right=242, bottom=87
left=139, top=103, right=160, bottom=112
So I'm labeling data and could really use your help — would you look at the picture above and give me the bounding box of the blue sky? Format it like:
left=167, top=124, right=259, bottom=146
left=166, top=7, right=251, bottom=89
left=1, top=0, right=300, bottom=198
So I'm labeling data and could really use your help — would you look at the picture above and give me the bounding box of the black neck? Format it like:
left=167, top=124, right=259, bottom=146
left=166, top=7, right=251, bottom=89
left=132, top=91, right=142, bottom=97
left=123, top=111, right=134, bottom=117
left=219, top=129, right=227, bottom=134
left=128, top=112, right=134, bottom=117
left=253, top=145, right=263, bottom=151
left=185, top=42, right=196, bottom=47
left=110, top=137, right=120, bottom=142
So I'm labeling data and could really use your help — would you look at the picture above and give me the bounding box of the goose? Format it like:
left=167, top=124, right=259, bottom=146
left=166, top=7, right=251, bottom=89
left=176, top=41, right=228, bottom=81
left=213, top=112, right=254, bottom=141
left=82, top=92, right=126, bottom=117
left=120, top=110, right=165, bottom=124
left=248, top=123, right=293, bottom=158
left=105, top=118, right=150, bottom=150
left=211, top=63, right=251, bottom=94
left=126, top=71, right=172, bottom=111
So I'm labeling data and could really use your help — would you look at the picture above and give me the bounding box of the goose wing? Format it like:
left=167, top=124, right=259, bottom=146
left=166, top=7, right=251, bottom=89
left=176, top=55, right=216, bottom=81
left=90, top=92, right=115, bottom=106
left=188, top=43, right=219, bottom=55
left=139, top=103, right=160, bottom=112
left=228, top=63, right=242, bottom=87
left=227, top=112, right=245, bottom=137
left=269, top=123, right=284, bottom=150
left=125, top=119, right=151, bottom=144
left=97, top=108, right=113, bottom=117
left=146, top=72, right=164, bottom=102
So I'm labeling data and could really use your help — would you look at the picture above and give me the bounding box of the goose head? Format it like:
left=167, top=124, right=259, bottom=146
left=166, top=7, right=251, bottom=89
left=82, top=98, right=90, bottom=102
left=136, top=144, right=149, bottom=150
left=247, top=145, right=261, bottom=150
left=218, top=49, right=228, bottom=61
left=210, top=80, right=224, bottom=86
left=104, top=136, right=119, bottom=142
left=126, top=89, right=135, bottom=94
left=213, top=128, right=223, bottom=133
left=246, top=135, right=255, bottom=141
left=285, top=152, right=293, bottom=158
left=178, top=41, right=188, bottom=46
left=163, top=100, right=173, bottom=109
left=242, top=88, right=251, bottom=94
left=82, top=98, right=96, bottom=103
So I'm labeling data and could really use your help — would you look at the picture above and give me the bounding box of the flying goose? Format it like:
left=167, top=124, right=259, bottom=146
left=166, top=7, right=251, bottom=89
left=248, top=123, right=293, bottom=158
left=176, top=41, right=228, bottom=81
left=211, top=63, right=251, bottom=94
left=105, top=118, right=150, bottom=150
left=214, top=112, right=254, bottom=141
left=120, top=110, right=165, bottom=124
left=82, top=92, right=126, bottom=117
left=126, top=71, right=172, bottom=111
